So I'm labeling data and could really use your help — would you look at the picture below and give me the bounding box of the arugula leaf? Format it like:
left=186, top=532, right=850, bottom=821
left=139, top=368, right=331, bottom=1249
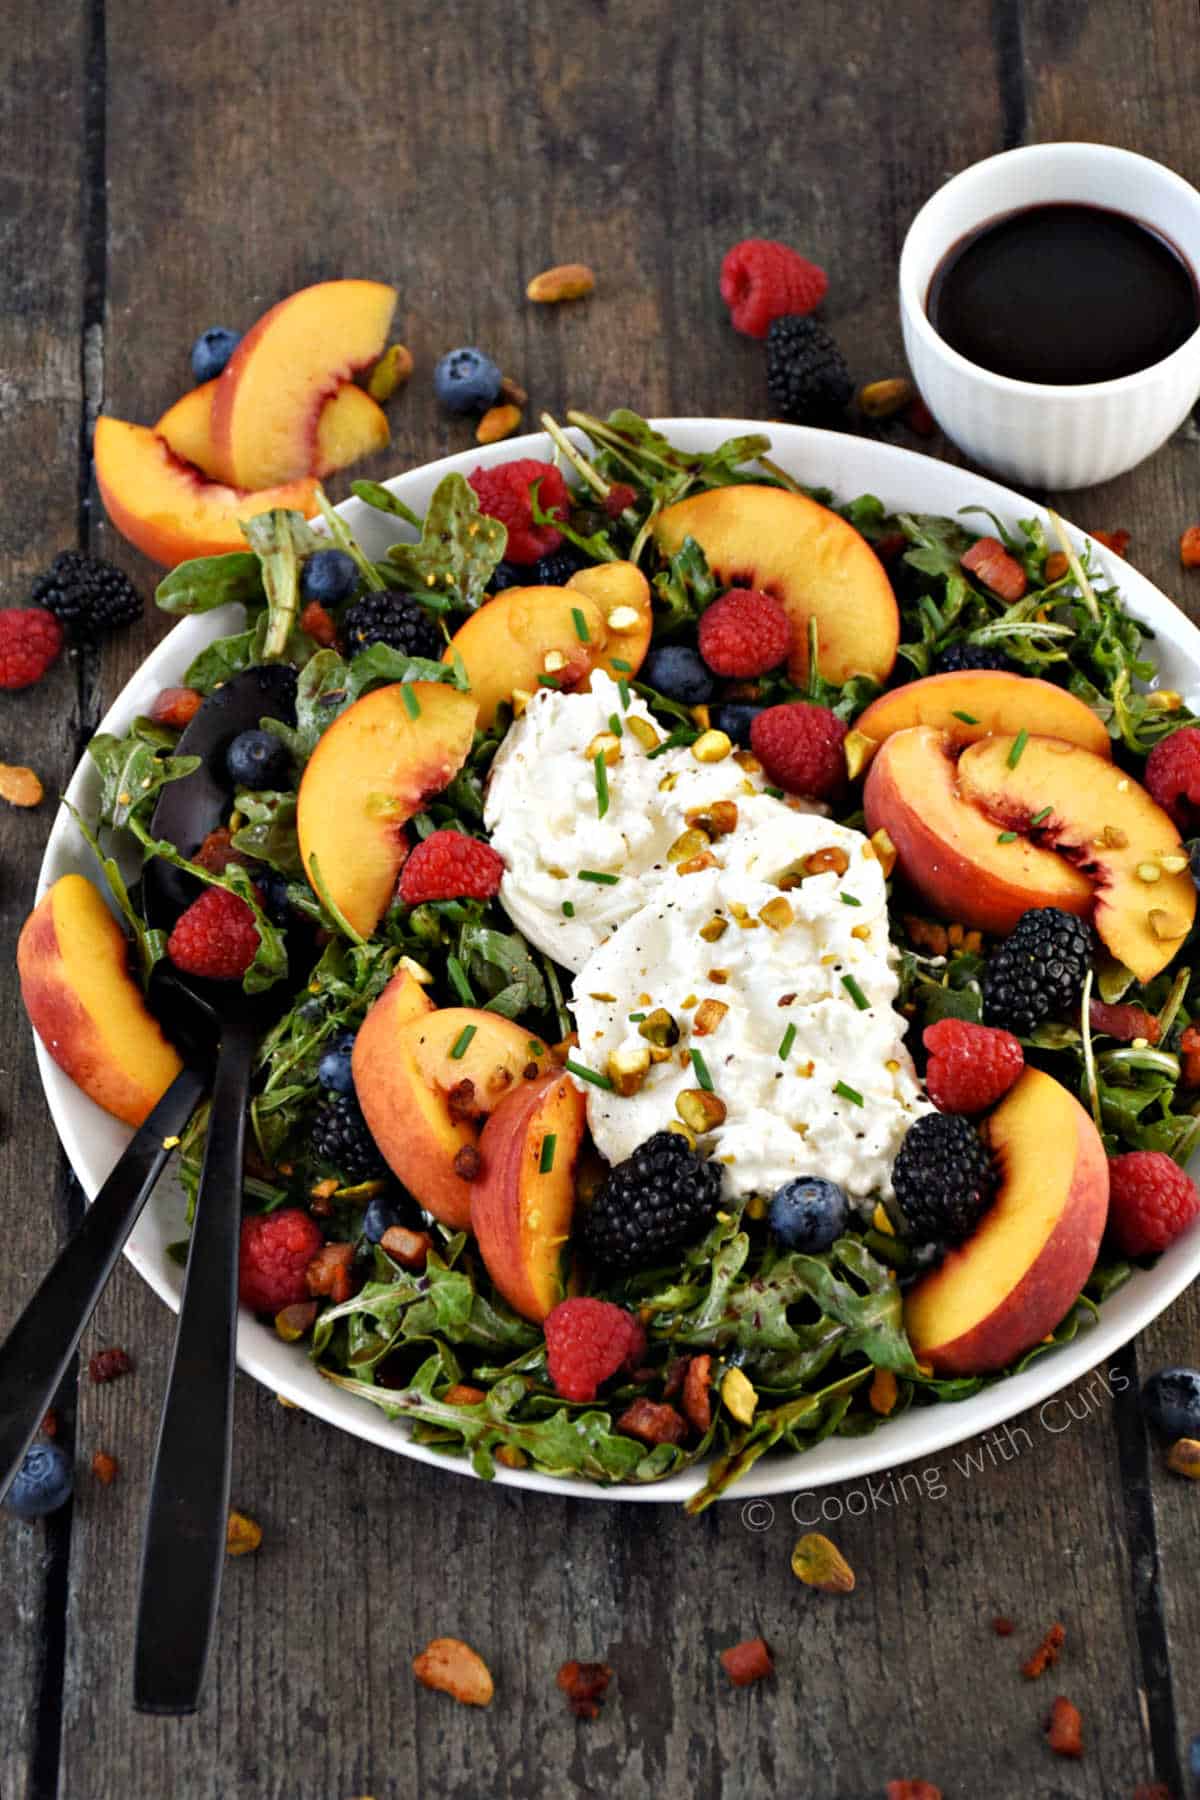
left=457, top=917, right=548, bottom=1013
left=349, top=478, right=423, bottom=530
left=87, top=731, right=201, bottom=831
left=651, top=535, right=720, bottom=636
left=241, top=509, right=324, bottom=659
left=230, top=788, right=301, bottom=876
left=62, top=802, right=167, bottom=983
left=155, top=551, right=264, bottom=615
left=385, top=473, right=506, bottom=610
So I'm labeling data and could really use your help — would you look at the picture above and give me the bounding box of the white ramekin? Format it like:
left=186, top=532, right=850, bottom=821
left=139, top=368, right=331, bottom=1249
left=899, top=142, right=1200, bottom=489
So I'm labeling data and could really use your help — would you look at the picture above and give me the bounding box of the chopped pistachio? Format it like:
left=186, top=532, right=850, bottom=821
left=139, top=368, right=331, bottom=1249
left=699, top=914, right=729, bottom=942
left=626, top=715, right=660, bottom=752
left=758, top=896, right=795, bottom=932
left=607, top=1042, right=652, bottom=1096
left=675, top=1088, right=727, bottom=1132
left=721, top=1367, right=758, bottom=1425
left=637, top=1007, right=679, bottom=1048
left=693, top=998, right=729, bottom=1036
left=606, top=605, right=640, bottom=631
left=691, top=728, right=733, bottom=764
left=668, top=826, right=711, bottom=864
left=586, top=731, right=622, bottom=767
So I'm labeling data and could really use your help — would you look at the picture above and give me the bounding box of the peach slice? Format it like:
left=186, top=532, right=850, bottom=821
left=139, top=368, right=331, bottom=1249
left=956, top=733, right=1196, bottom=982
left=863, top=726, right=1093, bottom=932
left=352, top=1005, right=553, bottom=1229
left=445, top=562, right=652, bottom=729
left=157, top=380, right=389, bottom=482
left=904, top=1068, right=1109, bottom=1375
left=652, top=484, right=898, bottom=686
left=210, top=279, right=397, bottom=488
left=296, top=682, right=478, bottom=939
left=94, top=417, right=318, bottom=568
left=18, top=874, right=183, bottom=1127
left=471, top=1071, right=587, bottom=1320
left=852, top=670, right=1111, bottom=770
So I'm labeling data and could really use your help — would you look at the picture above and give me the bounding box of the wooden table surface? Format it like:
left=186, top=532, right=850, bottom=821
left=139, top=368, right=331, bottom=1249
left=3, top=3, right=1200, bottom=1796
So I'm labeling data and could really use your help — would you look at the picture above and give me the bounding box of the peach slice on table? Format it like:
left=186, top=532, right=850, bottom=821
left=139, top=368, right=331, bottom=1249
left=353, top=1005, right=553, bottom=1230
left=850, top=670, right=1112, bottom=774
left=157, top=379, right=389, bottom=482
left=904, top=1068, right=1109, bottom=1375
left=445, top=562, right=652, bottom=730
left=209, top=278, right=397, bottom=488
left=652, top=484, right=899, bottom=686
left=94, top=416, right=318, bottom=568
left=18, top=874, right=183, bottom=1128
left=471, top=1071, right=587, bottom=1321
left=296, top=682, right=478, bottom=940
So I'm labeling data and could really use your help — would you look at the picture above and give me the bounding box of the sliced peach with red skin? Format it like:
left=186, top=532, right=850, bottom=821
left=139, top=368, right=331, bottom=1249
left=158, top=380, right=389, bottom=482
left=210, top=278, right=396, bottom=487
left=18, top=874, right=183, bottom=1127
left=471, top=1071, right=586, bottom=1320
left=852, top=670, right=1111, bottom=770
left=94, top=417, right=319, bottom=568
left=652, top=484, right=898, bottom=686
left=352, top=1005, right=553, bottom=1229
left=904, top=1068, right=1109, bottom=1375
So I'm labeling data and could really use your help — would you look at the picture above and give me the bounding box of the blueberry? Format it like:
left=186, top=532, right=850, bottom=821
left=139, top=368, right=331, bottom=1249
left=714, top=702, right=763, bottom=748
left=362, top=1194, right=407, bottom=1244
left=640, top=645, right=715, bottom=706
left=433, top=346, right=502, bottom=415
left=1190, top=1733, right=1200, bottom=1782
left=225, top=729, right=291, bottom=791
left=1189, top=838, right=1200, bottom=891
left=300, top=548, right=358, bottom=605
left=258, top=870, right=291, bottom=926
left=190, top=327, right=241, bottom=383
left=1141, top=1366, right=1200, bottom=1441
left=767, top=1177, right=848, bottom=1254
left=7, top=1442, right=73, bottom=1519
left=317, top=1031, right=357, bottom=1095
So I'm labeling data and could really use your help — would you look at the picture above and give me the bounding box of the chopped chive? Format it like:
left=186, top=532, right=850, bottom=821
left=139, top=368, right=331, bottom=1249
left=594, top=751, right=610, bottom=818
left=841, top=973, right=870, bottom=1011
left=628, top=1010, right=647, bottom=1022
left=401, top=685, right=421, bottom=719
left=611, top=657, right=632, bottom=672
left=608, top=711, right=624, bottom=737
left=561, top=899, right=575, bottom=917
left=578, top=869, right=618, bottom=884
left=1031, top=805, right=1053, bottom=825
left=689, top=1047, right=714, bottom=1091
left=778, top=1022, right=797, bottom=1060
left=840, top=892, right=862, bottom=907
left=571, top=607, right=590, bottom=643
left=446, top=955, right=474, bottom=1004
left=539, top=1133, right=557, bottom=1174
left=646, top=726, right=696, bottom=760
left=450, top=1023, right=476, bottom=1060
left=565, top=1058, right=615, bottom=1091
left=834, top=1080, right=864, bottom=1106
left=997, top=830, right=1018, bottom=844
left=538, top=674, right=561, bottom=689
left=764, top=785, right=785, bottom=799
left=617, top=678, right=631, bottom=710
left=1007, top=728, right=1028, bottom=769
left=951, top=709, right=979, bottom=725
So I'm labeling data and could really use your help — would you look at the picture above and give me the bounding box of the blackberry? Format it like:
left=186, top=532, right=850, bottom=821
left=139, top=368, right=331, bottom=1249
left=765, top=316, right=854, bottom=425
left=31, top=550, right=142, bottom=641
left=341, top=591, right=441, bottom=661
left=489, top=560, right=525, bottom=592
left=983, top=906, right=1095, bottom=1036
left=533, top=547, right=588, bottom=586
left=934, top=640, right=1020, bottom=676
left=310, top=1093, right=385, bottom=1181
left=582, top=1130, right=722, bottom=1270
left=892, top=1113, right=995, bottom=1246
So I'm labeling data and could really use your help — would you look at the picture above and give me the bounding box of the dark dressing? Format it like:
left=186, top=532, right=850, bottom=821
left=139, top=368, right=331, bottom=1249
left=926, top=202, right=1199, bottom=385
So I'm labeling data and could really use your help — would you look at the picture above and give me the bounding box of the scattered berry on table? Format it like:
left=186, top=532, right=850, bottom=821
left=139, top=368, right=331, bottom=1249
left=767, top=1176, right=848, bottom=1253
left=719, top=238, right=828, bottom=338
left=488, top=559, right=525, bottom=593
left=640, top=644, right=715, bottom=706
left=434, top=346, right=503, bottom=415
left=582, top=1130, right=722, bottom=1270
left=1141, top=1366, right=1200, bottom=1441
left=317, top=1030, right=357, bottom=1095
left=1145, top=725, right=1200, bottom=834
left=167, top=886, right=261, bottom=981
left=1189, top=1733, right=1200, bottom=1783
left=892, top=1112, right=995, bottom=1246
left=533, top=546, right=588, bottom=586
left=256, top=870, right=292, bottom=926
left=31, top=550, right=142, bottom=641
left=0, top=608, right=64, bottom=689
left=238, top=1207, right=324, bottom=1314
left=765, top=315, right=854, bottom=424
left=933, top=640, right=1020, bottom=676
left=341, top=589, right=442, bottom=661
left=922, top=1019, right=1024, bottom=1115
left=543, top=1296, right=647, bottom=1402
left=149, top=685, right=204, bottom=730
left=299, top=547, right=358, bottom=606
left=310, top=1092, right=386, bottom=1181
left=6, top=1442, right=72, bottom=1519
left=698, top=587, right=791, bottom=677
left=88, top=1346, right=132, bottom=1383
left=982, top=907, right=1095, bottom=1036
left=749, top=701, right=848, bottom=800
left=713, top=701, right=764, bottom=747
left=362, top=1193, right=409, bottom=1244
left=225, top=728, right=291, bottom=791
left=190, top=326, right=241, bottom=382
left=467, top=458, right=570, bottom=564
left=398, top=829, right=505, bottom=905
left=1107, top=1151, right=1200, bottom=1257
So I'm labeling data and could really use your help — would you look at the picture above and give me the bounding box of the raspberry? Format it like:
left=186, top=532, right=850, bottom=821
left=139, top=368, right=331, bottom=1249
left=922, top=1019, right=1024, bottom=1114
left=167, top=886, right=261, bottom=980
left=0, top=608, right=64, bottom=689
left=720, top=238, right=828, bottom=339
left=239, top=1208, right=324, bottom=1313
left=697, top=588, right=791, bottom=677
left=543, top=1297, right=646, bottom=1403
left=1107, top=1151, right=1200, bottom=1257
left=398, top=829, right=505, bottom=905
left=467, top=459, right=570, bottom=564
left=1145, top=726, right=1200, bottom=833
left=749, top=701, right=847, bottom=800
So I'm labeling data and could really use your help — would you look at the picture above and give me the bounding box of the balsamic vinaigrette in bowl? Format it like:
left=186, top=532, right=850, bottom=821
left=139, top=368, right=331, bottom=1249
left=926, top=202, right=1200, bottom=386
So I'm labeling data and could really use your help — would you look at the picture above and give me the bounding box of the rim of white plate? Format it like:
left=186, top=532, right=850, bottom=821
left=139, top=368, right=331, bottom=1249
left=31, top=419, right=1200, bottom=1505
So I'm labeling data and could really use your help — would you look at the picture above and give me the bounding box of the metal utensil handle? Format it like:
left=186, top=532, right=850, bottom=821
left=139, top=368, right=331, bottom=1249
left=133, top=1018, right=257, bottom=1715
left=0, top=1067, right=206, bottom=1504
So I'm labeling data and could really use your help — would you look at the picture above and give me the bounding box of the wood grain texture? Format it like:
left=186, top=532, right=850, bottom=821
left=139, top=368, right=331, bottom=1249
left=0, top=0, right=1194, bottom=1795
